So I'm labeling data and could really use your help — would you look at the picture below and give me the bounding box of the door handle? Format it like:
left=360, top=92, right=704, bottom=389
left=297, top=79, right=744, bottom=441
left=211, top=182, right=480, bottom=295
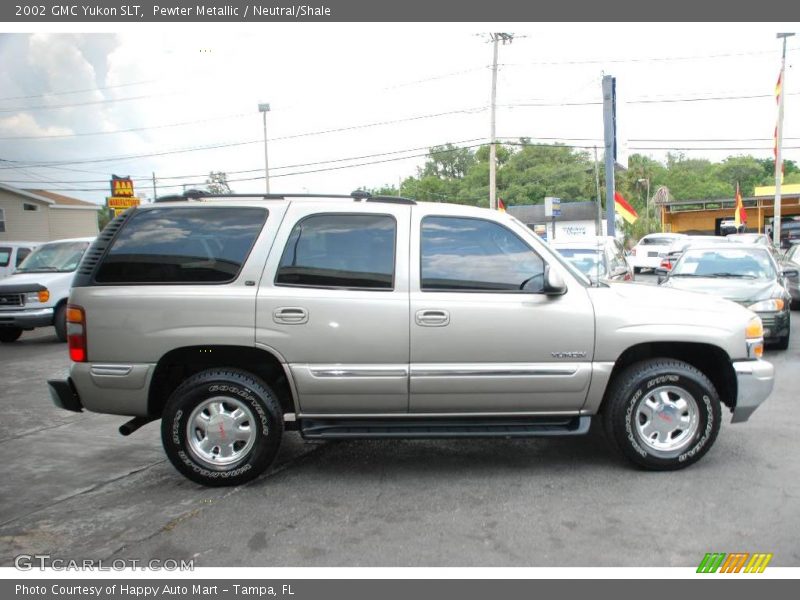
left=273, top=307, right=309, bottom=324
left=415, top=309, right=450, bottom=327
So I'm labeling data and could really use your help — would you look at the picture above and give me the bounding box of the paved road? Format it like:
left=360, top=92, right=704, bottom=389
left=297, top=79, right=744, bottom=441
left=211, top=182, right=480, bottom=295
left=1, top=299, right=798, bottom=567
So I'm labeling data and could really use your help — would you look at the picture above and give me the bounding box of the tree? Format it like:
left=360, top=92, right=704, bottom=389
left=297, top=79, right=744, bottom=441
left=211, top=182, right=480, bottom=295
left=206, top=171, right=232, bottom=194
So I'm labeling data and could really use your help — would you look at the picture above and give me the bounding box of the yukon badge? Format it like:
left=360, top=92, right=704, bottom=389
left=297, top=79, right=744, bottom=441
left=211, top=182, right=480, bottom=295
left=551, top=351, right=587, bottom=359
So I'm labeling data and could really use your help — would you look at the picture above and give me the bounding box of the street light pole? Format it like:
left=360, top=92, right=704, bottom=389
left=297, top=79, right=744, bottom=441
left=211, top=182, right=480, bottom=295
left=258, top=103, right=271, bottom=194
left=774, top=33, right=794, bottom=247
left=488, top=33, right=513, bottom=210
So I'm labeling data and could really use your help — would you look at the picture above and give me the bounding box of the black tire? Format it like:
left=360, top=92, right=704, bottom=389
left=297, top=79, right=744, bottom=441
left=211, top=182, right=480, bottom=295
left=773, top=312, right=791, bottom=350
left=0, top=327, right=23, bottom=343
left=602, top=358, right=721, bottom=471
left=161, top=368, right=283, bottom=486
left=54, top=303, right=67, bottom=343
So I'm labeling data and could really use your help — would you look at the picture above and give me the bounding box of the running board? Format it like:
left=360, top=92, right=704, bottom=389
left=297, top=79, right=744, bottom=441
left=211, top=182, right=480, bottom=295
left=300, top=416, right=591, bottom=439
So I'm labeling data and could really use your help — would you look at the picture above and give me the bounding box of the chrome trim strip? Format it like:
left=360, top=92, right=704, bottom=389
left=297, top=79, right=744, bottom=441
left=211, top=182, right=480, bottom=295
left=297, top=410, right=581, bottom=419
left=90, top=364, right=133, bottom=377
left=410, top=364, right=579, bottom=377
left=309, top=368, right=409, bottom=378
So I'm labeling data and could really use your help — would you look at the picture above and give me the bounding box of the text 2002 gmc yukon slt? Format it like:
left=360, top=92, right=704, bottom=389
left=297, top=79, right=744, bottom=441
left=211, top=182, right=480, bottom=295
left=49, top=191, right=774, bottom=486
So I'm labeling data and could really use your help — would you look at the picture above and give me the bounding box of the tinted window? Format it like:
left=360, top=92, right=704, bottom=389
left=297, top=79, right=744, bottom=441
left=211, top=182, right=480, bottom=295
left=15, top=247, right=31, bottom=267
left=0, top=248, right=9, bottom=267
left=276, top=214, right=396, bottom=289
left=641, top=236, right=678, bottom=245
left=421, top=216, right=544, bottom=291
left=557, top=248, right=604, bottom=277
left=95, top=207, right=267, bottom=284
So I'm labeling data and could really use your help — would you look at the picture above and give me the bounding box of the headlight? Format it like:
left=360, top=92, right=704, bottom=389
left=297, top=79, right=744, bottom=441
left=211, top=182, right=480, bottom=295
left=25, top=290, right=50, bottom=303
left=746, top=316, right=764, bottom=359
left=748, top=298, right=784, bottom=312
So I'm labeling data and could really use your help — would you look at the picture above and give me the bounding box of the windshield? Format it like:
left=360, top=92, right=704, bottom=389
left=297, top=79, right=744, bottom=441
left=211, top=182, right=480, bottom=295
left=556, top=248, right=605, bottom=277
left=671, top=247, right=777, bottom=280
left=16, top=241, right=90, bottom=273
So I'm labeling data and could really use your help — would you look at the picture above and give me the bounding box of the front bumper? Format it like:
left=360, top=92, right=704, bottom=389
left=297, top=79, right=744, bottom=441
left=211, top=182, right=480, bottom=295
left=0, top=307, right=54, bottom=329
left=731, top=359, right=774, bottom=423
left=755, top=309, right=790, bottom=341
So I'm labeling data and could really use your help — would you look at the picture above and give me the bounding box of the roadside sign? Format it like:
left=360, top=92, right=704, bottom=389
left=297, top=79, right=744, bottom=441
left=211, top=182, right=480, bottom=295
left=545, top=197, right=561, bottom=217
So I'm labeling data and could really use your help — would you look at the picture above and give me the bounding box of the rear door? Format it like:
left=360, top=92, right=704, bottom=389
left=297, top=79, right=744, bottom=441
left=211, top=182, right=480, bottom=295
left=256, top=202, right=411, bottom=415
left=408, top=207, right=595, bottom=413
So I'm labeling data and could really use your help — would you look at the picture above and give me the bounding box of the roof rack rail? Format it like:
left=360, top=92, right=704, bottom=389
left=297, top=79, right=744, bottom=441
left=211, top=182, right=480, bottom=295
left=153, top=189, right=417, bottom=205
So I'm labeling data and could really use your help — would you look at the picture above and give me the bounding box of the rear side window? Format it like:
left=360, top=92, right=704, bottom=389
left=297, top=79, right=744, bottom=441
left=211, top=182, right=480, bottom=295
left=0, top=248, right=9, bottom=267
left=275, top=214, right=396, bottom=289
left=95, top=207, right=267, bottom=284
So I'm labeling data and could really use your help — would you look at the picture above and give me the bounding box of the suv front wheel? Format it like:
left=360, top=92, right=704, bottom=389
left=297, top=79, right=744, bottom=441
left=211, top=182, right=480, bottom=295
left=602, top=358, right=721, bottom=470
left=161, top=368, right=283, bottom=486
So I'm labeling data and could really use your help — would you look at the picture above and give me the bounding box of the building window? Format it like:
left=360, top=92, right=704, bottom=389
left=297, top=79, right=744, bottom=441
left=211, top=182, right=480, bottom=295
left=0, top=208, right=5, bottom=233
left=23, top=203, right=39, bottom=212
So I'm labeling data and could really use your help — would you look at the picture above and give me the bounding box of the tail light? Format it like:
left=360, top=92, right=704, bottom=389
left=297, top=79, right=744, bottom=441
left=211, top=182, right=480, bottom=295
left=660, top=258, right=672, bottom=270
left=66, top=304, right=87, bottom=362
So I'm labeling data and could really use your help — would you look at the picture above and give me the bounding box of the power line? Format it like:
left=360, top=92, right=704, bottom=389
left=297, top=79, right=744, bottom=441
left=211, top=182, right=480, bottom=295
left=0, top=106, right=486, bottom=169
left=0, top=78, right=160, bottom=102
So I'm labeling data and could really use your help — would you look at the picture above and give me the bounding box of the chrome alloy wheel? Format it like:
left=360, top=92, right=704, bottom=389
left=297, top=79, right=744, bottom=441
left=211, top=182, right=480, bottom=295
left=633, top=385, right=700, bottom=458
left=186, top=397, right=257, bottom=469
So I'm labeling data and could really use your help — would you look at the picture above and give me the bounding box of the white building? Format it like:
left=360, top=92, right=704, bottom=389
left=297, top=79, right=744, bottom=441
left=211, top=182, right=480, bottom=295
left=0, top=183, right=101, bottom=242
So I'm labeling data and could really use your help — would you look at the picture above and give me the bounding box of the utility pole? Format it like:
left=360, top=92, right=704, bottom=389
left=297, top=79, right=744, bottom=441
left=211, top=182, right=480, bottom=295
left=774, top=33, right=794, bottom=248
left=152, top=172, right=157, bottom=201
left=258, top=103, right=271, bottom=194
left=593, top=146, right=602, bottom=236
left=602, top=75, right=617, bottom=237
left=489, top=33, right=513, bottom=210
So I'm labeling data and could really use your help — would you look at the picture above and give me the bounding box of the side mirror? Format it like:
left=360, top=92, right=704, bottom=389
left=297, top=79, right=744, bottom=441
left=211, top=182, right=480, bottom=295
left=783, top=268, right=799, bottom=278
left=543, top=265, right=567, bottom=295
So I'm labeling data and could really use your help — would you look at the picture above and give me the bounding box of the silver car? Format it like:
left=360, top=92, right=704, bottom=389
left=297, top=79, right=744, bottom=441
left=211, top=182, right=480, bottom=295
left=48, top=192, right=774, bottom=486
left=552, top=237, right=633, bottom=282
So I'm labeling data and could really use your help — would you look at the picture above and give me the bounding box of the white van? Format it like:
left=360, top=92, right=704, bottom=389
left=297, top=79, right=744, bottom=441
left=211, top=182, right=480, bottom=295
left=0, top=237, right=94, bottom=343
left=0, top=242, right=38, bottom=279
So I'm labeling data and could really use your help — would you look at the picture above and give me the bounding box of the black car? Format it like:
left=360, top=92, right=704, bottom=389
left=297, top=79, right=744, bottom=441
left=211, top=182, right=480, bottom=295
left=658, top=243, right=798, bottom=349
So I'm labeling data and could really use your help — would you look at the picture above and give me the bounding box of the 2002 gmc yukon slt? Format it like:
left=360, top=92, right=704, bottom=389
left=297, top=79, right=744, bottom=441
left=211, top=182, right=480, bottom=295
left=48, top=191, right=774, bottom=486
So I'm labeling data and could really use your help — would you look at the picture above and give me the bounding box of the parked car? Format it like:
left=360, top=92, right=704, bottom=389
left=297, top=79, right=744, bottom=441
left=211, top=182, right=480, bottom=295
left=49, top=192, right=773, bottom=486
left=779, top=218, right=800, bottom=249
left=657, top=235, right=730, bottom=272
left=551, top=236, right=633, bottom=282
left=0, top=241, right=37, bottom=279
left=780, top=243, right=800, bottom=309
left=726, top=232, right=781, bottom=260
left=627, top=232, right=687, bottom=273
left=0, top=237, right=94, bottom=343
left=719, top=219, right=746, bottom=236
left=659, top=244, right=796, bottom=349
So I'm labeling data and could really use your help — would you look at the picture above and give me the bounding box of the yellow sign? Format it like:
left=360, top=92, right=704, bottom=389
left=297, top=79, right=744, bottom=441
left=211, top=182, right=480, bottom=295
left=107, top=196, right=141, bottom=209
left=111, top=176, right=135, bottom=197
left=754, top=183, right=800, bottom=196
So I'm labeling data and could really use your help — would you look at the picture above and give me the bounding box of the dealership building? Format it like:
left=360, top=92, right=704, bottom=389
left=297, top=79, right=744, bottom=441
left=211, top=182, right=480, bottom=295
left=659, top=184, right=800, bottom=235
left=0, top=183, right=100, bottom=241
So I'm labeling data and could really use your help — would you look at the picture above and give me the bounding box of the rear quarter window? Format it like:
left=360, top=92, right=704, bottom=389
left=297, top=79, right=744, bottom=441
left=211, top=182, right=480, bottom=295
left=94, top=206, right=267, bottom=284
left=0, top=248, right=10, bottom=267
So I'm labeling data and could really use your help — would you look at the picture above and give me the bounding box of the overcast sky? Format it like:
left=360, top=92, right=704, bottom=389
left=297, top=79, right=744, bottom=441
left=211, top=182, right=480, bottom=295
left=0, top=23, right=798, bottom=204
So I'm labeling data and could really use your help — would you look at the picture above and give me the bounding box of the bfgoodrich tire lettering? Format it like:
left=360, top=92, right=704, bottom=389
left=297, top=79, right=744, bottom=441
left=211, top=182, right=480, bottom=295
left=602, top=359, right=721, bottom=470
left=161, top=368, right=283, bottom=486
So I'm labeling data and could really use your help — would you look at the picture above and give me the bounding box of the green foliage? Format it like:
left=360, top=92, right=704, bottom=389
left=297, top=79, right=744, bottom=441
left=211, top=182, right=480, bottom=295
left=379, top=143, right=798, bottom=221
left=206, top=171, right=232, bottom=195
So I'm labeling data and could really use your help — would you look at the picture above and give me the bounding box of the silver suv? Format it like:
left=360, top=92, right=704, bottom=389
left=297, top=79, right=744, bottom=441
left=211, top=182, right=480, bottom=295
left=49, top=192, right=774, bottom=486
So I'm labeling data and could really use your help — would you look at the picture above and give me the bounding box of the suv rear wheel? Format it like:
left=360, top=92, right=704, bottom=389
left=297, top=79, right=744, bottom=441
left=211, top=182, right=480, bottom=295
left=161, top=368, right=283, bottom=486
left=602, top=358, right=721, bottom=470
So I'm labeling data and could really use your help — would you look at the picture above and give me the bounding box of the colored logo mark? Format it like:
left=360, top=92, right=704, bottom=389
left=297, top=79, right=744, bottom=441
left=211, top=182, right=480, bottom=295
left=697, top=552, right=773, bottom=573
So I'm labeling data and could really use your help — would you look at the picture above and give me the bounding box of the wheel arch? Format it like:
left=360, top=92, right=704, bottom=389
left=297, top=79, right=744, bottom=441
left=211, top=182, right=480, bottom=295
left=601, top=341, right=737, bottom=413
left=147, top=345, right=297, bottom=422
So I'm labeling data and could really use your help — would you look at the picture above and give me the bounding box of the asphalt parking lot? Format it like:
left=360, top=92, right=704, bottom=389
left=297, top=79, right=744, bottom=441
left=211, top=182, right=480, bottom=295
left=1, top=276, right=799, bottom=568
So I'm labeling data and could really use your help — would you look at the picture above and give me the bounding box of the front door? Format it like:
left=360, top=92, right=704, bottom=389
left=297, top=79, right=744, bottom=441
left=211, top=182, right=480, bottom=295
left=409, top=210, right=595, bottom=413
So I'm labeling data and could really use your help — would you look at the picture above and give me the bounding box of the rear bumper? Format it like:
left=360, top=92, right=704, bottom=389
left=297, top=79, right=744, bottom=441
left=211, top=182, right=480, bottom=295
left=48, top=378, right=83, bottom=412
left=731, top=359, right=774, bottom=423
left=0, top=307, right=54, bottom=329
